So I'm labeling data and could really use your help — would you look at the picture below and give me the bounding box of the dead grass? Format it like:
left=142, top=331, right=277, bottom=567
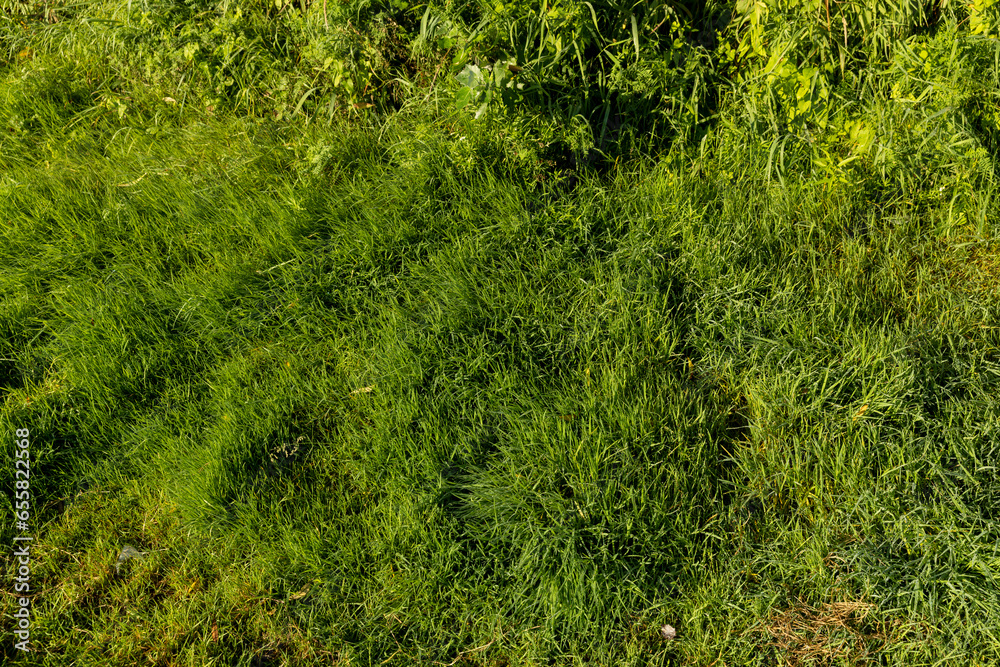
left=928, top=231, right=1000, bottom=301
left=762, top=600, right=882, bottom=667
left=961, top=243, right=1000, bottom=298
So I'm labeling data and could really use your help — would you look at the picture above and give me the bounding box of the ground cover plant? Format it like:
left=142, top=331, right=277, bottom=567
left=2, top=0, right=1000, bottom=665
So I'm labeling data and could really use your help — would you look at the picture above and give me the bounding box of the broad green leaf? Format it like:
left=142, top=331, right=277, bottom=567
left=455, top=64, right=483, bottom=89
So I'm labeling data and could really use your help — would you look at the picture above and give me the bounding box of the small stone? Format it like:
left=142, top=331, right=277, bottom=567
left=660, top=624, right=676, bottom=641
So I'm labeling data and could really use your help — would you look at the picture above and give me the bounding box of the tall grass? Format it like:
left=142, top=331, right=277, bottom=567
left=2, top=1, right=1000, bottom=666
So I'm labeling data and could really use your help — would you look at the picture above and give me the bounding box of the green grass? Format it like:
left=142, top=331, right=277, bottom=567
left=3, top=2, right=1000, bottom=666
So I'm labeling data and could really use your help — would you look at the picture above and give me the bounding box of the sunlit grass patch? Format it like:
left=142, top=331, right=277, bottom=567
left=0, top=482, right=335, bottom=665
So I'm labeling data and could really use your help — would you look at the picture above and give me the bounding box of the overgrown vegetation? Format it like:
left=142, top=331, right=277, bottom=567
left=2, top=0, right=1000, bottom=665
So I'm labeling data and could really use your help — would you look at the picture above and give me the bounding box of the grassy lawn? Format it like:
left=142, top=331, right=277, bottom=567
left=2, top=1, right=1000, bottom=665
